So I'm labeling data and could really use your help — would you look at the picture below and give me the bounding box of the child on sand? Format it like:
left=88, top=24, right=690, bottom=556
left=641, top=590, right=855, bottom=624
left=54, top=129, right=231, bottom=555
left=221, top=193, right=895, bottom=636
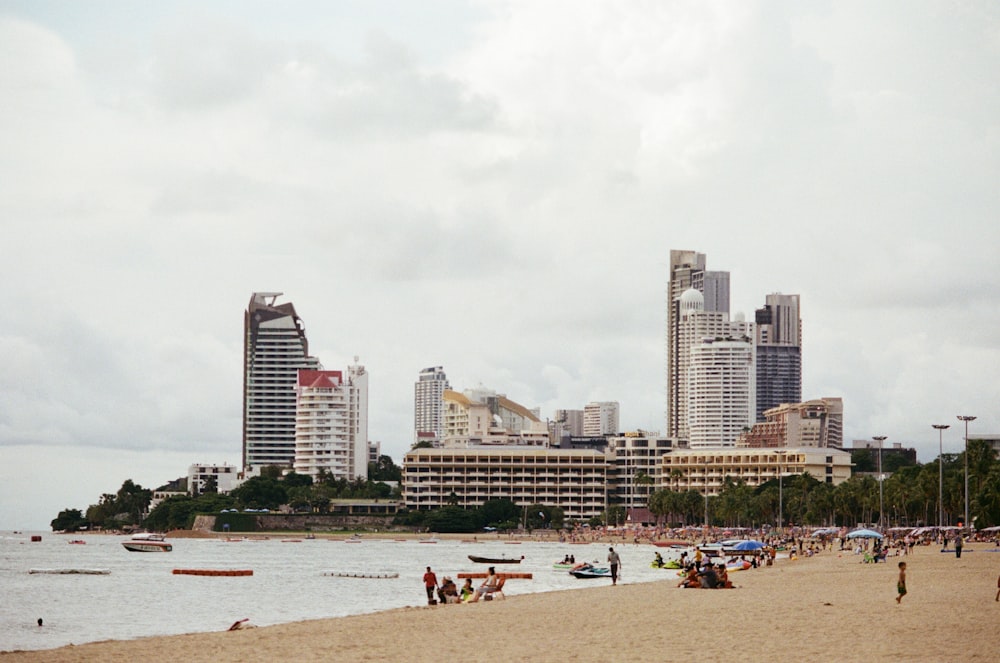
left=896, top=562, right=907, bottom=604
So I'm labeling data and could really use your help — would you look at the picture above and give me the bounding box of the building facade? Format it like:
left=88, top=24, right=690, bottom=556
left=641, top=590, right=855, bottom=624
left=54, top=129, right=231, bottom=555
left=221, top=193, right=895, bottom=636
left=755, top=293, right=803, bottom=421
left=188, top=463, right=240, bottom=495
left=441, top=389, right=546, bottom=447
left=292, top=362, right=369, bottom=481
left=554, top=409, right=585, bottom=437
left=659, top=447, right=853, bottom=496
left=666, top=250, right=730, bottom=438
left=414, top=366, right=450, bottom=443
left=402, top=447, right=610, bottom=520
left=687, top=336, right=756, bottom=448
left=583, top=401, right=620, bottom=436
left=243, top=292, right=320, bottom=470
left=606, top=433, right=678, bottom=510
left=737, top=398, right=844, bottom=449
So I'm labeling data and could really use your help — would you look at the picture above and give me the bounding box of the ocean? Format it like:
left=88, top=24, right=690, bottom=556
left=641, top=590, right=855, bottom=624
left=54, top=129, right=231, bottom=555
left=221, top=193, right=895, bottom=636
left=1, top=532, right=664, bottom=652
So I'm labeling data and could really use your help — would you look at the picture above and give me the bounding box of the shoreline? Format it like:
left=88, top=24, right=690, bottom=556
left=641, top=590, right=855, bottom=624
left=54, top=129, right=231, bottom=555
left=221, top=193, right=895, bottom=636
left=5, top=542, right=999, bottom=661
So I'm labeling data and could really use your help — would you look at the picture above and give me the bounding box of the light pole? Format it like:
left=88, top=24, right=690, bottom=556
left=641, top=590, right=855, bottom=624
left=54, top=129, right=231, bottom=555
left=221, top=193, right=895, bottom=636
left=873, top=436, right=887, bottom=530
left=776, top=450, right=786, bottom=535
left=932, top=424, right=950, bottom=527
left=957, top=415, right=976, bottom=529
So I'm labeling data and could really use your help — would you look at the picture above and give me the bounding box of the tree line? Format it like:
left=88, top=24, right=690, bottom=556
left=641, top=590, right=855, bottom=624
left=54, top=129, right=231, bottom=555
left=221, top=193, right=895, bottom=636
left=51, top=443, right=1000, bottom=532
left=50, top=455, right=404, bottom=532
left=648, top=439, right=1000, bottom=529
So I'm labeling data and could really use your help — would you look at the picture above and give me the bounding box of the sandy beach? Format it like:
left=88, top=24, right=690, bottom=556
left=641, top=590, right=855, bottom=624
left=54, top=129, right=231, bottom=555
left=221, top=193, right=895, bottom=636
left=4, top=541, right=998, bottom=662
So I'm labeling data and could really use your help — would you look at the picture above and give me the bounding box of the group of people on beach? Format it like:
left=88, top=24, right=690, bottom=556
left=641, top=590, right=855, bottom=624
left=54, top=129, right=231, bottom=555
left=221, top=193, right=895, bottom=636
left=423, top=566, right=501, bottom=605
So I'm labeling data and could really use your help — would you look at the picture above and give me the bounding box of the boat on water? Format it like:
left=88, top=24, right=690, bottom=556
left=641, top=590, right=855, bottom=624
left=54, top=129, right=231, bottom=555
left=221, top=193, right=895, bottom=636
left=468, top=555, right=523, bottom=564
left=122, top=533, right=172, bottom=553
left=68, top=539, right=86, bottom=545
left=569, top=563, right=612, bottom=579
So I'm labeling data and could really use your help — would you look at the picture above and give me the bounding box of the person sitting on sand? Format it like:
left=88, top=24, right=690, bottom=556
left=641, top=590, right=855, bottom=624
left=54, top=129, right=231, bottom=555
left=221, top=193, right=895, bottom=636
left=439, top=577, right=459, bottom=604
left=678, top=565, right=701, bottom=588
left=717, top=564, right=732, bottom=589
left=699, top=564, right=719, bottom=589
left=460, top=578, right=474, bottom=602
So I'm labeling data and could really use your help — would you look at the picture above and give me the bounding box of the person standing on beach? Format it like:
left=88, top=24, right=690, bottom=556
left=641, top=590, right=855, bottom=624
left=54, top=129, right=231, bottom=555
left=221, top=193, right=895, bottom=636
left=896, top=562, right=907, bottom=604
left=423, top=566, right=438, bottom=604
left=608, top=547, right=621, bottom=586
left=955, top=534, right=963, bottom=558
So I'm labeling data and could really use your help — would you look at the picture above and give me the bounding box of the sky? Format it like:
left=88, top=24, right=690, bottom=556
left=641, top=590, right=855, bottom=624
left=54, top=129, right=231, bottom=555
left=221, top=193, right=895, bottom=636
left=1, top=1, right=998, bottom=531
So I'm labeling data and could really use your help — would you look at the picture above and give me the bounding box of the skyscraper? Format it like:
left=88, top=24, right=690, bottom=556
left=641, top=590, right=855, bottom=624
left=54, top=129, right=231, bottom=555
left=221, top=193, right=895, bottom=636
left=755, top=293, right=802, bottom=421
left=666, top=250, right=730, bottom=438
left=687, top=336, right=756, bottom=448
left=243, top=292, right=320, bottom=470
left=414, top=366, right=450, bottom=443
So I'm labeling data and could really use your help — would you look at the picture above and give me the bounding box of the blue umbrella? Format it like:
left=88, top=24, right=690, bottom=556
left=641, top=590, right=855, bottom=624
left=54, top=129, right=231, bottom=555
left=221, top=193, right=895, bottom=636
left=845, top=528, right=883, bottom=539
left=732, top=540, right=765, bottom=551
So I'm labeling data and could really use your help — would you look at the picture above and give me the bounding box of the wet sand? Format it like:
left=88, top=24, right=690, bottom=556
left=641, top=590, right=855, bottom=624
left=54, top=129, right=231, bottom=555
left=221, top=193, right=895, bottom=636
left=4, top=542, right=998, bottom=662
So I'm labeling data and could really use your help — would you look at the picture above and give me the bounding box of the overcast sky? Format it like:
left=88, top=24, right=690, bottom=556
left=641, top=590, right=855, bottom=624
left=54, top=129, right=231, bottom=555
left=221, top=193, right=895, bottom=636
left=2, top=1, right=998, bottom=530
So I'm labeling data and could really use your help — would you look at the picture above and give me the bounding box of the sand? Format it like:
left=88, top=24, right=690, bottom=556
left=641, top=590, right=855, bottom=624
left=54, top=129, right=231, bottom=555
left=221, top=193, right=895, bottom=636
left=4, top=542, right=998, bottom=662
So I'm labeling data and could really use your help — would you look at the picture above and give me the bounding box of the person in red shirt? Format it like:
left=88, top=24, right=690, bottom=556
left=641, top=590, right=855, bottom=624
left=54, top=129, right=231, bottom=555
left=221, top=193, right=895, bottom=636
left=423, top=566, right=438, bottom=604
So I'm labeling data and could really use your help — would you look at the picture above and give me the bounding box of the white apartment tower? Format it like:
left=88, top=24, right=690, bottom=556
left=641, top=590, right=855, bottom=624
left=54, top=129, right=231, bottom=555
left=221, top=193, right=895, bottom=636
left=666, top=250, right=730, bottom=438
left=414, top=366, right=450, bottom=443
left=583, top=401, right=620, bottom=436
left=243, top=292, right=320, bottom=470
left=293, top=360, right=369, bottom=481
left=674, top=288, right=752, bottom=442
left=687, top=336, right=756, bottom=448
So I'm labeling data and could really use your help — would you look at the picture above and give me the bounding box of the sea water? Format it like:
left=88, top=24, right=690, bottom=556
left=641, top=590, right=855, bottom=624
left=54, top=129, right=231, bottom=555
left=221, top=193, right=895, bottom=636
left=1, top=533, right=666, bottom=652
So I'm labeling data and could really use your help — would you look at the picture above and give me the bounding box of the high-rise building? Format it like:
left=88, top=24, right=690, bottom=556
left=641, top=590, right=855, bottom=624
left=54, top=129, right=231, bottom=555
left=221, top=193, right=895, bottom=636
left=414, top=366, right=450, bottom=443
left=583, top=401, right=620, bottom=436
left=755, top=293, right=802, bottom=421
left=666, top=250, right=730, bottom=438
left=687, top=336, right=756, bottom=448
left=672, top=288, right=751, bottom=442
left=293, top=361, right=369, bottom=481
left=243, top=292, right=320, bottom=470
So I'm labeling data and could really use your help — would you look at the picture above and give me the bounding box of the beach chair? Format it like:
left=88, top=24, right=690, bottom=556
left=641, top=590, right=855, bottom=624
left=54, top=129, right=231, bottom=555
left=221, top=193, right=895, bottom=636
left=483, top=577, right=506, bottom=600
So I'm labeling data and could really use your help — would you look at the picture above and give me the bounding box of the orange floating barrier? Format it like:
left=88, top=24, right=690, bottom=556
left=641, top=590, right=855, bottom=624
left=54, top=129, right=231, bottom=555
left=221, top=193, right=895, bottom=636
left=456, top=572, right=532, bottom=580
left=172, top=569, right=253, bottom=576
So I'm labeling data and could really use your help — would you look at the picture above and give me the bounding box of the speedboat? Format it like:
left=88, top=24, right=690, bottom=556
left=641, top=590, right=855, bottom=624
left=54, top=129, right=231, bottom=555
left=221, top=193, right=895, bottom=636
left=122, top=533, right=172, bottom=552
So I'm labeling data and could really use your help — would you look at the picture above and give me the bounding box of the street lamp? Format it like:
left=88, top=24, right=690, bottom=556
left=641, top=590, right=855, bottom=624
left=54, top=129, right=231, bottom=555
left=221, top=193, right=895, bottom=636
left=957, top=415, right=977, bottom=529
left=775, top=450, right=787, bottom=535
left=873, top=436, right=887, bottom=530
left=932, top=424, right=950, bottom=527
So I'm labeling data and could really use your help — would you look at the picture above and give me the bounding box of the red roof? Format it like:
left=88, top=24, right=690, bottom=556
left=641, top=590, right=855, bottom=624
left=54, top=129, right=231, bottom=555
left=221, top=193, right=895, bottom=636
left=298, top=369, right=343, bottom=388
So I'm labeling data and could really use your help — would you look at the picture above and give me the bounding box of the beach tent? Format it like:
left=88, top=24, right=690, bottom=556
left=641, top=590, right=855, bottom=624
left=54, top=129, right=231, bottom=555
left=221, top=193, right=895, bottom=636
left=845, top=528, right=883, bottom=539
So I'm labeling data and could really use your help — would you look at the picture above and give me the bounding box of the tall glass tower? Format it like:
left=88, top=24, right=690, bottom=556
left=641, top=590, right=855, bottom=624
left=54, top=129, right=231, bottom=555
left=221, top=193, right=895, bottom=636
left=754, top=293, right=802, bottom=421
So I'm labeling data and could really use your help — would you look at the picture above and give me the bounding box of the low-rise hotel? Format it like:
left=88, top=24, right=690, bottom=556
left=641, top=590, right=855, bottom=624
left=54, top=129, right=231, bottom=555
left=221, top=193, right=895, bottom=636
left=402, top=447, right=609, bottom=520
left=660, top=447, right=853, bottom=496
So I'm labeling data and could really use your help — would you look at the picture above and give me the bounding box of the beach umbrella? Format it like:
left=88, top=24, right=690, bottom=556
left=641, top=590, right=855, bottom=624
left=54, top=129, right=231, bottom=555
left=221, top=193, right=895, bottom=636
left=732, top=540, right=765, bottom=551
left=845, top=529, right=883, bottom=539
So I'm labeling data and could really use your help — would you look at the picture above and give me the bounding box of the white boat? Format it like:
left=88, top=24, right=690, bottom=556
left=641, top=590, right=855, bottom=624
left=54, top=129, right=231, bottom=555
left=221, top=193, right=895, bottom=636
left=122, top=533, right=172, bottom=553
